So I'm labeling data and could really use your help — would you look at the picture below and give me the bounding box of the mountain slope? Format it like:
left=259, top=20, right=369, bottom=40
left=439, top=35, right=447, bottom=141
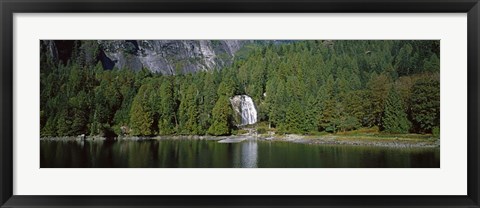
left=99, top=40, right=254, bottom=74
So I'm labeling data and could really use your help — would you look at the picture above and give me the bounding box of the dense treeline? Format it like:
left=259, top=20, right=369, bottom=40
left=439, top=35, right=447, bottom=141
left=40, top=40, right=440, bottom=137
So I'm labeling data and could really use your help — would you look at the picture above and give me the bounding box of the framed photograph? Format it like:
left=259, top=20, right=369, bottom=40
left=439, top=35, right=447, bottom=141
left=1, top=0, right=479, bottom=207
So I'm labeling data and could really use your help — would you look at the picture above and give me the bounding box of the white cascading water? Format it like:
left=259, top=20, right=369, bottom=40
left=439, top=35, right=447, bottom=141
left=230, top=95, right=257, bottom=126
left=240, top=96, right=257, bottom=125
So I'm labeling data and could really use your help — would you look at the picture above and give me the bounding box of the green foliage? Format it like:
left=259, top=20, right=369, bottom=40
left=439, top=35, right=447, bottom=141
left=208, top=96, right=233, bottom=136
left=317, top=76, right=336, bottom=132
left=432, top=126, right=440, bottom=138
left=410, top=76, right=440, bottom=133
left=395, top=43, right=418, bottom=76
left=198, top=72, right=218, bottom=132
left=179, top=84, right=201, bottom=134
left=303, top=95, right=319, bottom=132
left=382, top=86, right=411, bottom=133
left=68, top=90, right=90, bottom=135
left=284, top=101, right=304, bottom=134
left=336, top=114, right=361, bottom=132
left=91, top=72, right=123, bottom=135
left=423, top=54, right=440, bottom=72
left=41, top=118, right=57, bottom=137
left=158, top=78, right=176, bottom=135
left=367, top=73, right=391, bottom=127
left=256, top=127, right=267, bottom=134
left=217, top=78, right=236, bottom=97
left=265, top=77, right=286, bottom=128
left=129, top=83, right=154, bottom=136
left=40, top=40, right=440, bottom=137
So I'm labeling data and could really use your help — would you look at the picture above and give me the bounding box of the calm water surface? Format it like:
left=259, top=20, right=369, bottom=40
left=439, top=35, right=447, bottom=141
left=40, top=138, right=439, bottom=168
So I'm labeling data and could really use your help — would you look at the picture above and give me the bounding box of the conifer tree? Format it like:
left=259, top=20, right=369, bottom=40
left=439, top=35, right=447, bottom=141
left=303, top=95, right=318, bottom=133
left=198, top=72, right=218, bottom=133
left=410, top=76, right=440, bottom=133
left=367, top=73, right=391, bottom=127
left=129, top=84, right=154, bottom=136
left=207, top=96, right=232, bottom=136
left=285, top=101, right=304, bottom=134
left=382, top=86, right=411, bottom=133
left=266, top=78, right=286, bottom=128
left=423, top=53, right=440, bottom=73
left=158, top=78, right=176, bottom=135
left=180, top=85, right=200, bottom=134
left=318, top=75, right=336, bottom=132
left=177, top=83, right=198, bottom=134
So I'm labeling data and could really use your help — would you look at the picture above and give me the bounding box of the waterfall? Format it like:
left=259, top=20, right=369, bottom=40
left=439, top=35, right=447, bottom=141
left=230, top=95, right=258, bottom=126
left=240, top=96, right=257, bottom=125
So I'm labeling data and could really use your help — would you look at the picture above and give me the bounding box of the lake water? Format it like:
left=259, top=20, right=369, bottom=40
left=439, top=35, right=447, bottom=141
left=40, top=138, right=440, bottom=168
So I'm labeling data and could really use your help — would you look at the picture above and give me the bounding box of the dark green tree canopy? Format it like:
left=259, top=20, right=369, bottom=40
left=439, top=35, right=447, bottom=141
left=41, top=40, right=440, bottom=137
left=382, top=86, right=411, bottom=133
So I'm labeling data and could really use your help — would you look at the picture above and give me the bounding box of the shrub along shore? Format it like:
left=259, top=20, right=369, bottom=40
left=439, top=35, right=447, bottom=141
left=40, top=126, right=439, bottom=148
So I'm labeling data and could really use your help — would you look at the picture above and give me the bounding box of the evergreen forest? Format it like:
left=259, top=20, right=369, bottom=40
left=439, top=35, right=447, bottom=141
left=40, top=40, right=440, bottom=137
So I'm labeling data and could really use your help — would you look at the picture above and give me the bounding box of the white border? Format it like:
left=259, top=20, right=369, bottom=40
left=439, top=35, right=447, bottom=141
left=14, top=13, right=467, bottom=195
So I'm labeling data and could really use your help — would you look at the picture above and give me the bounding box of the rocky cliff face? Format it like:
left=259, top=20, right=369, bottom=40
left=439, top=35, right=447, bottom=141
left=42, top=40, right=296, bottom=74
left=98, top=40, right=252, bottom=74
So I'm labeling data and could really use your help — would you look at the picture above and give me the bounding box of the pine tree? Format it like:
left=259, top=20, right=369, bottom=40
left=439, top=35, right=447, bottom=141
left=395, top=43, right=419, bottom=76
left=184, top=85, right=200, bottom=134
left=343, top=90, right=368, bottom=126
left=69, top=90, right=90, bottom=135
left=41, top=117, right=57, bottom=137
left=217, top=78, right=236, bottom=97
left=198, top=72, right=217, bottom=133
left=423, top=53, right=440, bottom=73
left=303, top=95, right=318, bottom=133
left=129, top=84, right=154, bottom=136
left=208, top=96, right=232, bottom=136
left=285, top=101, right=304, bottom=134
left=367, top=73, right=391, bottom=127
left=410, top=76, right=440, bottom=133
left=266, top=77, right=286, bottom=128
left=382, top=86, right=411, bottom=133
left=91, top=74, right=122, bottom=135
left=158, top=78, right=176, bottom=135
left=56, top=109, right=72, bottom=136
left=318, top=75, right=336, bottom=132
left=178, top=84, right=200, bottom=134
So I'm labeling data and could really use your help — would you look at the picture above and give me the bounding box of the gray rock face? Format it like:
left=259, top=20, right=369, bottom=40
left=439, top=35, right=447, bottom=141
left=98, top=40, right=252, bottom=74
left=40, top=40, right=58, bottom=62
left=41, top=40, right=295, bottom=74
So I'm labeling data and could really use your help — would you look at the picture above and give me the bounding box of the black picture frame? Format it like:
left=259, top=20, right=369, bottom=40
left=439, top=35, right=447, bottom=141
left=1, top=0, right=479, bottom=207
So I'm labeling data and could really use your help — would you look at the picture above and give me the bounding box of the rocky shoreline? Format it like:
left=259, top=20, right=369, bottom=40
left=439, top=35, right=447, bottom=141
left=259, top=134, right=439, bottom=148
left=41, top=133, right=439, bottom=148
